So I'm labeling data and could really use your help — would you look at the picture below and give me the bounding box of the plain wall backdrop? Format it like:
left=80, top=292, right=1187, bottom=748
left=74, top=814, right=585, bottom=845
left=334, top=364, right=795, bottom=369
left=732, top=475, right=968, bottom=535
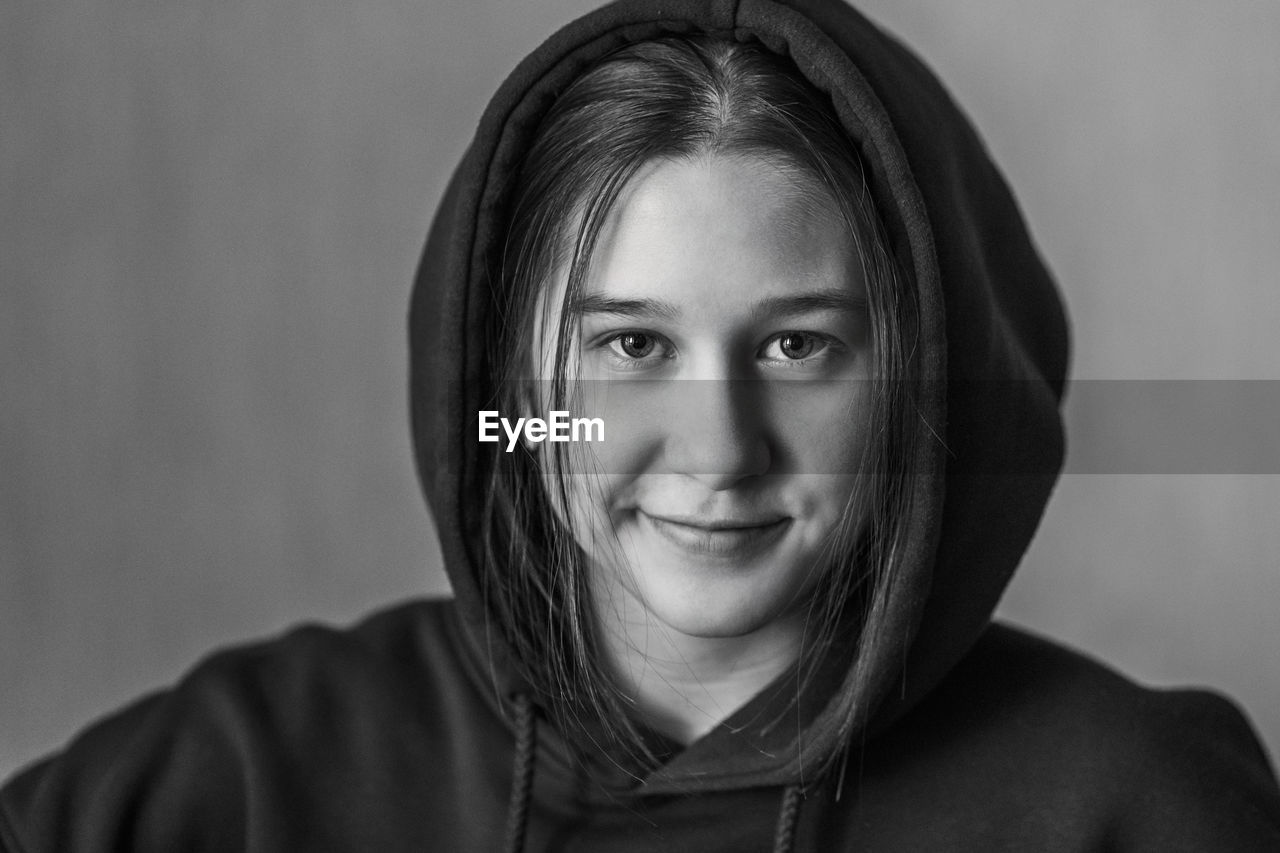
left=3, top=0, right=1278, bottom=777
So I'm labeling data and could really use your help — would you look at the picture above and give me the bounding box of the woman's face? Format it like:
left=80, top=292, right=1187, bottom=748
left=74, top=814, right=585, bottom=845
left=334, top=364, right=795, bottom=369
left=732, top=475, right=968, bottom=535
left=541, top=154, right=872, bottom=642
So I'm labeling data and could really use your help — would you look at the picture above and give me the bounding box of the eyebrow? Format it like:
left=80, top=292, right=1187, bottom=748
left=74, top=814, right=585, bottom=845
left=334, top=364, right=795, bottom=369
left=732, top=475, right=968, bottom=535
left=571, top=289, right=867, bottom=322
left=570, top=295, right=681, bottom=322
left=748, top=290, right=868, bottom=321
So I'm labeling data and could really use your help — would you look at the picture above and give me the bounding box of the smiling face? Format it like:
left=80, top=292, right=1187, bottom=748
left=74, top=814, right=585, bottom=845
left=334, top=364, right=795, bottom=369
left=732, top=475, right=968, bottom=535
left=477, top=33, right=919, bottom=753
left=538, top=154, right=874, bottom=645
left=535, top=153, right=875, bottom=645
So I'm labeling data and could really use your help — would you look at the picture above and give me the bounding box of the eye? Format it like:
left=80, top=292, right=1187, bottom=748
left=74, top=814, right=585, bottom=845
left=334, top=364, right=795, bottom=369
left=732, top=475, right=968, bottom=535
left=779, top=333, right=814, bottom=359
left=613, top=332, right=656, bottom=359
left=584, top=328, right=674, bottom=374
left=762, top=332, right=828, bottom=361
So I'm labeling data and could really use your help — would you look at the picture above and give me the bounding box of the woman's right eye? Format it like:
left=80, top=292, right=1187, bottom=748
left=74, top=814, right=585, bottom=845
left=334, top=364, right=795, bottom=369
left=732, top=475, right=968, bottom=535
left=605, top=331, right=667, bottom=361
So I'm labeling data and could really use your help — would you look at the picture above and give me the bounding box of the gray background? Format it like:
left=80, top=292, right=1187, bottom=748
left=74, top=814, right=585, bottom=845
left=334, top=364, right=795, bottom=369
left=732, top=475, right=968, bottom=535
left=3, top=0, right=1278, bottom=777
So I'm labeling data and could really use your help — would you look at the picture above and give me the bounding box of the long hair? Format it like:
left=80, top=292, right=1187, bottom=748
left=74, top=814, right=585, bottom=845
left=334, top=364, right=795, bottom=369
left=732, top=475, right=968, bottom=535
left=480, top=35, right=919, bottom=774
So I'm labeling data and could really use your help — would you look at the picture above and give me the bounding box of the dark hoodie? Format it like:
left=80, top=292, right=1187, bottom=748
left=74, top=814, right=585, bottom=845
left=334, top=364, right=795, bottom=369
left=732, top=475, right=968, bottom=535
left=3, top=1, right=1279, bottom=850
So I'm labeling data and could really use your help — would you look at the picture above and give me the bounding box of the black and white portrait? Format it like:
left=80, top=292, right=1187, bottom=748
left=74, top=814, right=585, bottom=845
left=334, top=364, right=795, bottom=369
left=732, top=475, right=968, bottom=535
left=3, top=1, right=1278, bottom=849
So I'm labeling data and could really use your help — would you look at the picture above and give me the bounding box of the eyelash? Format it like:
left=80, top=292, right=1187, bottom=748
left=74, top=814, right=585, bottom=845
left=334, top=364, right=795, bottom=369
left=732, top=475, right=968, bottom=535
left=593, top=330, right=840, bottom=371
left=759, top=332, right=835, bottom=366
left=600, top=331, right=673, bottom=370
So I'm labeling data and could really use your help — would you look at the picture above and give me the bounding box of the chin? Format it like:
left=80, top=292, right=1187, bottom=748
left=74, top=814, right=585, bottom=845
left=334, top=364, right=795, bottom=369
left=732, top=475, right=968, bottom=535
left=620, top=552, right=806, bottom=640
left=645, top=595, right=781, bottom=640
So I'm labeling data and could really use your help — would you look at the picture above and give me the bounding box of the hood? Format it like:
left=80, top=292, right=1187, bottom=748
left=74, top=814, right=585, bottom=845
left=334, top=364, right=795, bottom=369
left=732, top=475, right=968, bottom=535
left=409, top=0, right=1068, bottom=793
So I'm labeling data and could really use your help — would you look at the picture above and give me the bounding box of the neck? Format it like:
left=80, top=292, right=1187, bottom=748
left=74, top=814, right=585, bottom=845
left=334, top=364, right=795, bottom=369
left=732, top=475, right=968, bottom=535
left=594, top=594, right=806, bottom=745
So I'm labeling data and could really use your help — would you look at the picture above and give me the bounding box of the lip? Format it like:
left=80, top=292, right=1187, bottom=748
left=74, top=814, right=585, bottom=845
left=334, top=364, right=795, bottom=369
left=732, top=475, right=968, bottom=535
left=640, top=512, right=791, bottom=559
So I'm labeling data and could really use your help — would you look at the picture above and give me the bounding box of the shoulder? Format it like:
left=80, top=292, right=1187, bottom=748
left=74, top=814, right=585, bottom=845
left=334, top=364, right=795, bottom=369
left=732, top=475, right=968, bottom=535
left=125, top=597, right=472, bottom=742
left=174, top=596, right=465, bottom=701
left=0, top=598, right=481, bottom=852
left=868, top=622, right=1280, bottom=849
left=955, top=624, right=1273, bottom=767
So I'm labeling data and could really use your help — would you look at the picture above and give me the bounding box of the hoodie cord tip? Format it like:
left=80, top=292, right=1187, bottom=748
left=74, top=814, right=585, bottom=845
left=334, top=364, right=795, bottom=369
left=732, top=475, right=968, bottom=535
left=772, top=783, right=802, bottom=853
left=503, top=693, right=537, bottom=853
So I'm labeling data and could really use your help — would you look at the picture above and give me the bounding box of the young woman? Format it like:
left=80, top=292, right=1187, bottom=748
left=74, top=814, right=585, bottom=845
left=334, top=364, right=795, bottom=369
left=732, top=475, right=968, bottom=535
left=4, top=2, right=1279, bottom=851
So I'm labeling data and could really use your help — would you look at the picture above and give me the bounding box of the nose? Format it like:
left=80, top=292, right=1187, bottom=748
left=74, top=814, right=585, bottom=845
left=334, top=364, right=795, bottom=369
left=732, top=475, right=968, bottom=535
left=663, top=378, right=772, bottom=490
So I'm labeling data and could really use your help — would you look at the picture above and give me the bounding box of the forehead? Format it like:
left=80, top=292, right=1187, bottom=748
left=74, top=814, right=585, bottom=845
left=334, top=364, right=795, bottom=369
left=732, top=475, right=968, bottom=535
left=585, top=154, right=863, bottom=307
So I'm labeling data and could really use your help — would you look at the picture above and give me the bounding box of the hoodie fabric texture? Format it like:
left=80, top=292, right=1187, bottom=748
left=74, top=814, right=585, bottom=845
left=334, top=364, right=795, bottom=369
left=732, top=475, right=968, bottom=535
left=4, top=1, right=1280, bottom=850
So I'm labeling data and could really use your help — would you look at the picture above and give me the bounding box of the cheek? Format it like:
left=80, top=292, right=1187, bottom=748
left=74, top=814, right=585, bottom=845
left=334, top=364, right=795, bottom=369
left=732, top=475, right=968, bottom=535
left=571, top=380, right=668, bottom=477
left=796, top=475, right=861, bottom=535
left=560, top=469, right=643, bottom=583
left=764, top=381, right=872, bottom=476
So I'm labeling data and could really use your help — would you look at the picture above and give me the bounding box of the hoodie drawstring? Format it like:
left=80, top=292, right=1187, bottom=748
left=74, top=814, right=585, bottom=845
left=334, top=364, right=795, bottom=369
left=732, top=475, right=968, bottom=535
left=772, top=783, right=802, bottom=853
left=501, top=694, right=802, bottom=853
left=503, top=693, right=537, bottom=853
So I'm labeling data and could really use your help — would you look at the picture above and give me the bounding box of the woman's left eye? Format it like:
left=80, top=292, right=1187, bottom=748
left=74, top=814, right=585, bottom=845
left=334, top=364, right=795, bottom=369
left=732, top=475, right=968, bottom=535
left=761, top=332, right=829, bottom=362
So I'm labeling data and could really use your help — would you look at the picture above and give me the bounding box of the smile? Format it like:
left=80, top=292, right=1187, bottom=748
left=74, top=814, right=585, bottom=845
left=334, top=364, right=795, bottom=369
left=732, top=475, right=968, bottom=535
left=640, top=512, right=791, bottom=559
